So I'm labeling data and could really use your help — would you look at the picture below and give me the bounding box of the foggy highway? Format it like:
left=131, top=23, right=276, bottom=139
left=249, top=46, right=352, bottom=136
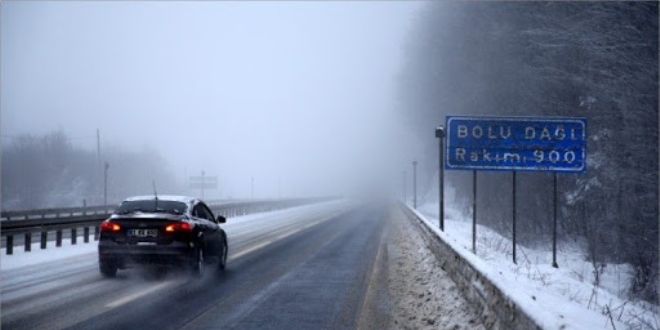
left=2, top=2, right=657, bottom=329
left=3, top=201, right=390, bottom=330
left=2, top=200, right=485, bottom=330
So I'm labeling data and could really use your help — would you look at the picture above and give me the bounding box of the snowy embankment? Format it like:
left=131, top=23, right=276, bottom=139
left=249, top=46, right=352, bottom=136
left=411, top=201, right=658, bottom=330
left=389, top=205, right=485, bottom=330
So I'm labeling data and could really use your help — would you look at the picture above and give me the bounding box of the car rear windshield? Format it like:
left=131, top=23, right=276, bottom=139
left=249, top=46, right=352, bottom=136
left=115, top=200, right=187, bottom=215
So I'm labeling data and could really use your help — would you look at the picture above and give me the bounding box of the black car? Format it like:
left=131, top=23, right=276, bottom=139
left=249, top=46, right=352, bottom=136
left=98, top=195, right=228, bottom=278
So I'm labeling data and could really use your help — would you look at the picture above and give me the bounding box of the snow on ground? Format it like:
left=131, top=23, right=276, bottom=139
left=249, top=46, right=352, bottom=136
left=413, top=200, right=659, bottom=330
left=1, top=238, right=97, bottom=271
left=388, top=206, right=485, bottom=330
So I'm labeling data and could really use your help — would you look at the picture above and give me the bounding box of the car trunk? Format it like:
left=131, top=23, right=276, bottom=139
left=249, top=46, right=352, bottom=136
left=108, top=216, right=191, bottom=246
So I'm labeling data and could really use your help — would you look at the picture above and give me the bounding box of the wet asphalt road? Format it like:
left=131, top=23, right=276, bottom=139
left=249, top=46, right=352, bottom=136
left=2, top=201, right=391, bottom=330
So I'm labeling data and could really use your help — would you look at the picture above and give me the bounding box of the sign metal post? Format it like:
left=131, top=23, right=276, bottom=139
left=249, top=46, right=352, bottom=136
left=553, top=173, right=559, bottom=268
left=472, top=170, right=477, bottom=254
left=436, top=126, right=446, bottom=231
left=513, top=171, right=517, bottom=264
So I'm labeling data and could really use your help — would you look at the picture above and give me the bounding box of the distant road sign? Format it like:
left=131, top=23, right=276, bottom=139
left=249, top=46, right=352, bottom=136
left=446, top=116, right=587, bottom=172
left=189, top=176, right=218, bottom=189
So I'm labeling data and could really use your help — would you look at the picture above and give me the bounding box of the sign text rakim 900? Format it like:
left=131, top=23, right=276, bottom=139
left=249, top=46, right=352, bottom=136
left=446, top=116, right=587, bottom=172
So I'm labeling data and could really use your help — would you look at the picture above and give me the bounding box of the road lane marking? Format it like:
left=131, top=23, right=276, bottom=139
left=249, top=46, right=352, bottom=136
left=227, top=211, right=347, bottom=262
left=229, top=240, right=274, bottom=261
left=106, top=281, right=175, bottom=308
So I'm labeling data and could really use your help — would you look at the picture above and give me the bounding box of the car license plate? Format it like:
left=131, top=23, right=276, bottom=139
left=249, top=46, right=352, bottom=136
left=128, top=229, right=158, bottom=237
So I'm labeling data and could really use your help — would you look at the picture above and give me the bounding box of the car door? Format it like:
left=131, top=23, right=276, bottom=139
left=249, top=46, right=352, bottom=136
left=191, top=203, right=212, bottom=253
left=200, top=202, right=222, bottom=258
left=192, top=202, right=221, bottom=257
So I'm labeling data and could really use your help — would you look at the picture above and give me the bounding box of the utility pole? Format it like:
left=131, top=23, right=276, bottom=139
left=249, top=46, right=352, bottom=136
left=201, top=170, right=205, bottom=199
left=412, top=160, right=418, bottom=209
left=402, top=171, right=406, bottom=203
left=97, top=128, right=101, bottom=204
left=97, top=129, right=101, bottom=167
left=104, top=162, right=109, bottom=207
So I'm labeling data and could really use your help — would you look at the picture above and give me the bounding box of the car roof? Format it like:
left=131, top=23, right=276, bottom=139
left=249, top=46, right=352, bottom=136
left=122, top=195, right=197, bottom=204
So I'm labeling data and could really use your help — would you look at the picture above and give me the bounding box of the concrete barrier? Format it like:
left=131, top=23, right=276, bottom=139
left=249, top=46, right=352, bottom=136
left=400, top=203, right=543, bottom=330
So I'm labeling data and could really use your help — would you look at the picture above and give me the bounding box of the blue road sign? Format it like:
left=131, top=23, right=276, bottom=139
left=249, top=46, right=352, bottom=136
left=446, top=116, right=587, bottom=172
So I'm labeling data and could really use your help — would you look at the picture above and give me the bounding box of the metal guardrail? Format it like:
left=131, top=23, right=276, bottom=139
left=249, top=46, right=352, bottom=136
left=0, top=199, right=257, bottom=221
left=1, top=205, right=116, bottom=221
left=1, top=198, right=333, bottom=255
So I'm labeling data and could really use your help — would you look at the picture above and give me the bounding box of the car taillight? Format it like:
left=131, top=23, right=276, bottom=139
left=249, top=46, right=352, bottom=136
left=100, top=221, right=121, bottom=232
left=165, top=222, right=192, bottom=232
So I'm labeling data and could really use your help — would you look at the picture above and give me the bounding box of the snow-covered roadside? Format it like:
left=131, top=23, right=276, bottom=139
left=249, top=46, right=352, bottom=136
left=413, top=201, right=658, bottom=330
left=1, top=238, right=97, bottom=271
left=388, top=205, right=485, bottom=330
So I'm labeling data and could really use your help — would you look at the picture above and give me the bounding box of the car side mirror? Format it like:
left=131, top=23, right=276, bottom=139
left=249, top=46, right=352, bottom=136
left=217, top=215, right=226, bottom=224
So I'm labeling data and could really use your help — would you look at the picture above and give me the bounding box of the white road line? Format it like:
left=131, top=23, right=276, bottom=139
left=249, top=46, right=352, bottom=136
left=273, top=219, right=320, bottom=241
left=106, top=281, right=175, bottom=308
left=229, top=240, right=274, bottom=261
left=228, top=212, right=345, bottom=262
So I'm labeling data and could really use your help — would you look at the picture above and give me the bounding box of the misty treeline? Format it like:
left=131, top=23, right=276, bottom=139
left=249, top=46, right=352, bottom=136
left=400, top=2, right=658, bottom=303
left=2, top=130, right=181, bottom=210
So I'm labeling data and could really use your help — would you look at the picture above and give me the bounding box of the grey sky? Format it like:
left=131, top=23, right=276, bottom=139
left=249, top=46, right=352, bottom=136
left=2, top=1, right=423, bottom=198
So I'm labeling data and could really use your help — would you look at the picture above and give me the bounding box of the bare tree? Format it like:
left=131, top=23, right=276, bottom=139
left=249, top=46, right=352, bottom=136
left=399, top=1, right=658, bottom=303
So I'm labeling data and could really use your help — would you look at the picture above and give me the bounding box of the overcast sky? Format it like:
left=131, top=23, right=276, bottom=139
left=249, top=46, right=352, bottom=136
left=1, top=1, right=424, bottom=198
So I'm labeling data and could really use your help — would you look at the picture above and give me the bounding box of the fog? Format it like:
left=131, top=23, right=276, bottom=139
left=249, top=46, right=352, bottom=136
left=1, top=1, right=423, bottom=199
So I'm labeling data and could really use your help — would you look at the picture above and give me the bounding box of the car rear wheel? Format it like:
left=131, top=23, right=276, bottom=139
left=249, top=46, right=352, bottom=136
left=191, top=248, right=204, bottom=277
left=218, top=240, right=228, bottom=271
left=100, top=262, right=117, bottom=278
